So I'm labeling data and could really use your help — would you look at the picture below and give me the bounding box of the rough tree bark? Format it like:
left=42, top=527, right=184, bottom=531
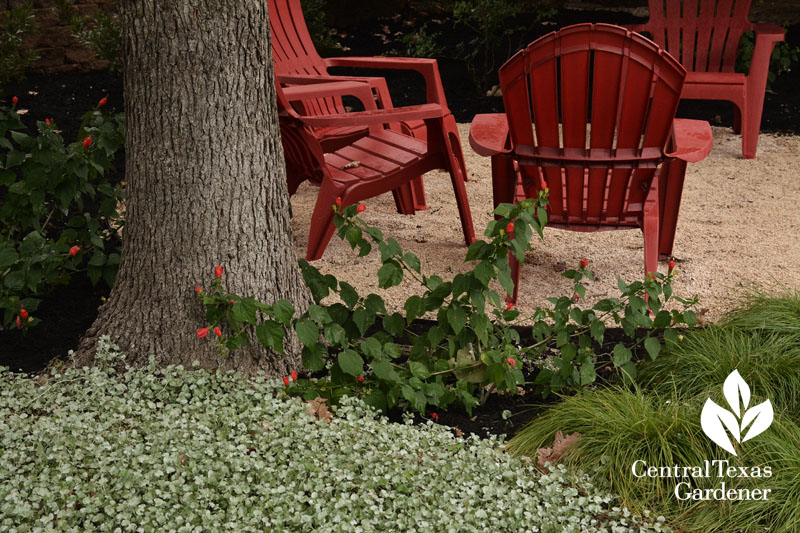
left=75, top=0, right=312, bottom=375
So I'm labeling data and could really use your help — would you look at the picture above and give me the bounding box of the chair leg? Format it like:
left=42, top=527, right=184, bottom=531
left=643, top=204, right=660, bottom=280
left=656, top=158, right=687, bottom=260
left=442, top=114, right=469, bottom=182
left=491, top=155, right=518, bottom=213
left=307, top=178, right=345, bottom=261
left=742, top=96, right=763, bottom=160
left=733, top=104, right=742, bottom=134
left=391, top=183, right=417, bottom=215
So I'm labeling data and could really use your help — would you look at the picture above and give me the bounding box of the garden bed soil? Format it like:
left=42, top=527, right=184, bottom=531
left=2, top=6, right=800, bottom=439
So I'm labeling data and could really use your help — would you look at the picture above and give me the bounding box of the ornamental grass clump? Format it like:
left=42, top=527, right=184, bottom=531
left=0, top=338, right=670, bottom=532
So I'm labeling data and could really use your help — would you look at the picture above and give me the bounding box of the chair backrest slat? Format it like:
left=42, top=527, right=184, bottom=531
left=269, top=0, right=346, bottom=117
left=642, top=0, right=753, bottom=73
left=499, top=24, right=686, bottom=227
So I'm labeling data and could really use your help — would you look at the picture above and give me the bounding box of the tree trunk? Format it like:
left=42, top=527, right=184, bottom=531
left=75, top=0, right=311, bottom=375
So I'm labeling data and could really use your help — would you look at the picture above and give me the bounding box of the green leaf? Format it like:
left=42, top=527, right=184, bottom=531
left=0, top=247, right=18, bottom=270
left=409, top=361, right=430, bottom=380
left=653, top=310, right=672, bottom=329
left=256, top=321, right=285, bottom=353
left=339, top=282, right=359, bottom=309
left=446, top=305, right=467, bottom=335
left=620, top=361, right=638, bottom=384
left=377, top=261, right=403, bottom=288
left=3, top=270, right=25, bottom=291
left=302, top=344, right=325, bottom=371
left=403, top=252, right=421, bottom=273
left=232, top=298, right=258, bottom=324
left=338, top=349, right=364, bottom=376
left=308, top=305, right=332, bottom=324
left=612, top=344, right=632, bottom=367
left=589, top=319, right=605, bottom=343
left=272, top=300, right=295, bottom=326
left=295, top=319, right=319, bottom=346
left=360, top=337, right=382, bottom=359
left=644, top=337, right=661, bottom=361
left=372, top=360, right=400, bottom=382
left=323, top=323, right=346, bottom=345
left=352, top=307, right=372, bottom=336
left=579, top=362, right=596, bottom=386
left=382, top=313, right=405, bottom=337
left=364, top=293, right=386, bottom=315
left=404, top=295, right=426, bottom=324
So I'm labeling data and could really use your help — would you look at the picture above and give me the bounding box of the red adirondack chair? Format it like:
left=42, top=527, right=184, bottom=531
left=276, top=78, right=475, bottom=261
left=268, top=0, right=468, bottom=212
left=469, top=24, right=713, bottom=303
left=628, top=0, right=784, bottom=159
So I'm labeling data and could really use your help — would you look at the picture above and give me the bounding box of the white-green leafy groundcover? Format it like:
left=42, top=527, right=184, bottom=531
left=1, top=338, right=668, bottom=532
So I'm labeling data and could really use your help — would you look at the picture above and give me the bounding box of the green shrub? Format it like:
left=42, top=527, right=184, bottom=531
left=737, top=30, right=800, bottom=90
left=0, top=98, right=125, bottom=330
left=0, top=2, right=38, bottom=86
left=0, top=337, right=670, bottom=532
left=54, top=0, right=121, bottom=70
left=196, top=195, right=698, bottom=416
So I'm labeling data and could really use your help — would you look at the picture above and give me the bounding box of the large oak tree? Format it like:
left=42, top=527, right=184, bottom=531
left=76, top=0, right=311, bottom=375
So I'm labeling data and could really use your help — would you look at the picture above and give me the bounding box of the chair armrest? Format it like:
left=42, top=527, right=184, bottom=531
left=752, top=23, right=786, bottom=40
left=282, top=80, right=378, bottom=111
left=325, top=56, right=447, bottom=106
left=665, top=119, right=712, bottom=163
left=469, top=113, right=511, bottom=157
left=297, top=103, right=444, bottom=128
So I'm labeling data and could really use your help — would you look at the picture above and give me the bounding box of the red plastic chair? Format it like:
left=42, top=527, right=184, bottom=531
left=628, top=0, right=784, bottom=159
left=469, top=24, right=713, bottom=303
left=268, top=0, right=468, bottom=212
left=276, top=78, right=475, bottom=261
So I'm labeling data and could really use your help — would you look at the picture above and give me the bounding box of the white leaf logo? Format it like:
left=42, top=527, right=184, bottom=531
left=700, top=370, right=773, bottom=456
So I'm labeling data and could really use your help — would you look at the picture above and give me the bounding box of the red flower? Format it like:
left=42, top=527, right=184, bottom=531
left=335, top=197, right=342, bottom=208
left=16, top=316, right=22, bottom=329
left=195, top=285, right=203, bottom=293
left=20, top=309, right=28, bottom=319
left=68, top=245, right=80, bottom=257
left=506, top=221, right=514, bottom=234
left=356, top=203, right=366, bottom=213
left=214, top=265, right=223, bottom=278
left=291, top=371, right=298, bottom=381
left=580, top=258, right=588, bottom=268
left=506, top=302, right=514, bottom=310
left=430, top=412, right=439, bottom=422
left=507, top=357, right=516, bottom=367
left=11, top=96, right=18, bottom=105
left=82, top=137, right=92, bottom=148
left=45, top=118, right=51, bottom=126
left=214, top=327, right=222, bottom=337
left=356, top=375, right=365, bottom=383
left=230, top=300, right=236, bottom=306
left=573, top=293, right=580, bottom=301
left=98, top=97, right=107, bottom=108
left=196, top=327, right=209, bottom=339
left=282, top=376, right=290, bottom=386
left=668, top=260, right=675, bottom=272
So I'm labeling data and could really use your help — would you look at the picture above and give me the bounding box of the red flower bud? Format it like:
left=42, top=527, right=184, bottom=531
left=291, top=371, right=298, bottom=381
left=580, top=258, right=588, bottom=268
left=573, top=293, right=580, bottom=301
left=507, top=357, right=516, bottom=367
left=20, top=309, right=28, bottom=319
left=668, top=260, right=675, bottom=272
left=16, top=316, right=22, bottom=329
left=196, top=327, right=209, bottom=339
left=506, top=302, right=513, bottom=310
left=356, top=203, right=366, bottom=213
left=335, top=197, right=342, bottom=208
left=230, top=300, right=235, bottom=306
left=195, top=285, right=203, bottom=293
left=430, top=412, right=439, bottom=422
left=11, top=96, right=18, bottom=105
left=45, top=118, right=51, bottom=126
left=82, top=137, right=92, bottom=148
left=214, top=265, right=223, bottom=278
left=98, top=97, right=107, bottom=108
left=506, top=222, right=514, bottom=234
left=282, top=376, right=290, bottom=386
left=214, top=327, right=222, bottom=337
left=356, top=375, right=365, bottom=383
left=69, top=245, right=80, bottom=257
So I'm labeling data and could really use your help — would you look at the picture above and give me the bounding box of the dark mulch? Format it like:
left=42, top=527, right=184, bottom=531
left=1, top=6, right=798, bottom=439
